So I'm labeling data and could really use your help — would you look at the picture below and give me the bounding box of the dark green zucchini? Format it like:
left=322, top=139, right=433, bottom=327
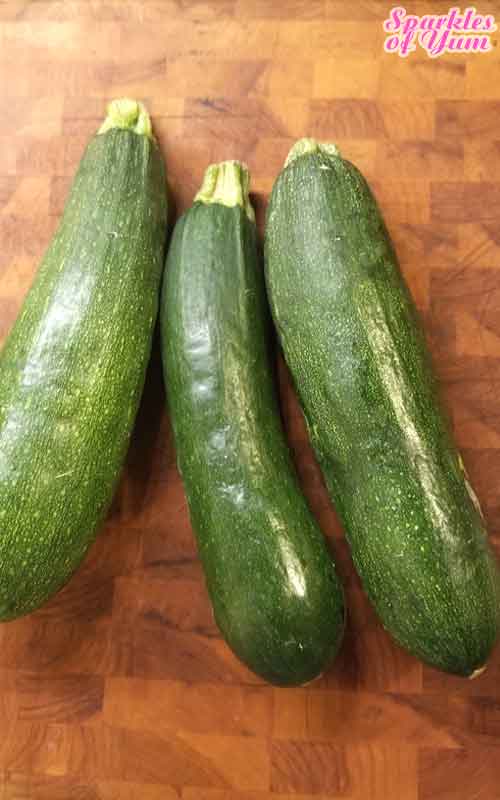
left=0, top=99, right=167, bottom=620
left=265, top=138, right=499, bottom=677
left=161, top=161, right=344, bottom=686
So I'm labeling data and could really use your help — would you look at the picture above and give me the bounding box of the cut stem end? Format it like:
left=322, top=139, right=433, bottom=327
left=98, top=98, right=153, bottom=140
left=285, top=137, right=341, bottom=167
left=195, top=160, right=255, bottom=222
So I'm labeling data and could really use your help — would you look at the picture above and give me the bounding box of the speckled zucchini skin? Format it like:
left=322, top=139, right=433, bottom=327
left=265, top=142, right=500, bottom=676
left=161, top=168, right=344, bottom=686
left=0, top=117, right=167, bottom=620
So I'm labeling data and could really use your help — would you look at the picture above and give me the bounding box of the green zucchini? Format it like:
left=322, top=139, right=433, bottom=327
left=265, top=138, right=500, bottom=677
left=0, top=99, right=167, bottom=620
left=161, top=161, right=344, bottom=686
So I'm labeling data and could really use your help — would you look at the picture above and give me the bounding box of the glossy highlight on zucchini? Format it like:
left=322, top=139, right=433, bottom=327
left=161, top=160, right=345, bottom=686
left=265, top=137, right=500, bottom=677
left=0, top=99, right=168, bottom=620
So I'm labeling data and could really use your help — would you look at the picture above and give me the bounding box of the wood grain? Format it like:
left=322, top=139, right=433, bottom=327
left=1, top=1, right=500, bottom=798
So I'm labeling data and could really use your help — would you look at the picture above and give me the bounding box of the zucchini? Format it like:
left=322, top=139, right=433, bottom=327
left=0, top=99, right=167, bottom=620
left=265, top=138, right=500, bottom=676
left=161, top=161, right=344, bottom=686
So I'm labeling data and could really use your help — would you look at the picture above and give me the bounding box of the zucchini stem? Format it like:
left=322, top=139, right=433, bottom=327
left=98, top=98, right=154, bottom=140
left=195, top=160, right=255, bottom=222
left=285, top=137, right=340, bottom=167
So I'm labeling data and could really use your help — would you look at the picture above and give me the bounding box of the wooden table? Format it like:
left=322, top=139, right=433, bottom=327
left=1, top=1, right=500, bottom=798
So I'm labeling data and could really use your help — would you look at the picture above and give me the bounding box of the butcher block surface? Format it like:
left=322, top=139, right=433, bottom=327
left=1, top=1, right=500, bottom=798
